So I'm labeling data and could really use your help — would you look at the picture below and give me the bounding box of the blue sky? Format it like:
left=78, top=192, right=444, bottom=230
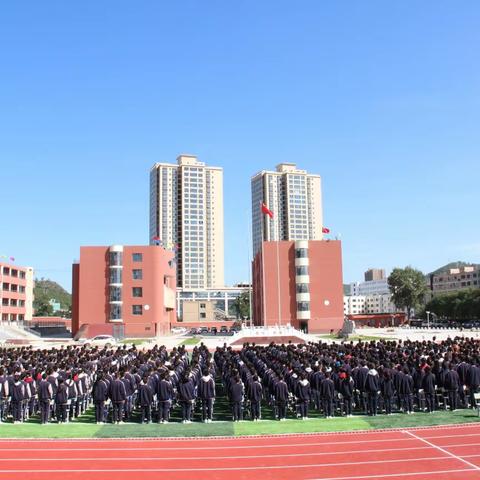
left=1, top=1, right=479, bottom=291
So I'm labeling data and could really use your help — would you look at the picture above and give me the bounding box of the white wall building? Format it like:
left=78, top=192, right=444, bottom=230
left=251, top=163, right=323, bottom=255
left=344, top=293, right=397, bottom=315
left=150, top=155, right=224, bottom=289
left=349, top=279, right=390, bottom=296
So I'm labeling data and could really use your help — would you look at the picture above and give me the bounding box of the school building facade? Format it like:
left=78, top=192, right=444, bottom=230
left=252, top=240, right=344, bottom=333
left=0, top=262, right=34, bottom=323
left=72, top=245, right=176, bottom=339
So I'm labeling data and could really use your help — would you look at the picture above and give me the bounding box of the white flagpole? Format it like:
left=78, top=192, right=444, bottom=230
left=261, top=203, right=267, bottom=328
left=276, top=236, right=281, bottom=326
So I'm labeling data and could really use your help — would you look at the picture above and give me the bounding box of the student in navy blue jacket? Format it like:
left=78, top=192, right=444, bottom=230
left=229, top=375, right=244, bottom=422
left=55, top=378, right=68, bottom=424
left=444, top=363, right=460, bottom=411
left=320, top=372, right=335, bottom=418
left=275, top=376, right=289, bottom=420
left=92, top=372, right=108, bottom=424
left=467, top=361, right=480, bottom=408
left=138, top=376, right=154, bottom=424
left=157, top=372, right=174, bottom=424
left=399, top=367, right=414, bottom=414
left=339, top=372, right=354, bottom=417
left=198, top=369, right=215, bottom=423
left=109, top=371, right=127, bottom=424
left=380, top=370, right=395, bottom=415
left=296, top=374, right=311, bottom=420
left=365, top=365, right=380, bottom=416
left=422, top=366, right=436, bottom=413
left=248, top=375, right=263, bottom=421
left=38, top=373, right=53, bottom=424
left=178, top=373, right=195, bottom=423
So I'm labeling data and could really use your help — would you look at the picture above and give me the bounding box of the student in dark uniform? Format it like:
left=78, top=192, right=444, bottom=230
left=198, top=369, right=215, bottom=423
left=65, top=373, right=78, bottom=422
left=339, top=372, right=354, bottom=417
left=380, top=370, right=395, bottom=415
left=55, top=378, right=68, bottom=424
left=248, top=375, right=263, bottom=421
left=109, top=371, right=127, bottom=424
left=230, top=375, right=244, bottom=422
left=444, top=363, right=460, bottom=411
left=467, top=361, right=480, bottom=408
left=320, top=372, right=335, bottom=418
left=275, top=376, right=289, bottom=421
left=178, top=373, right=195, bottom=423
left=365, top=366, right=380, bottom=416
left=138, top=376, right=154, bottom=424
left=400, top=367, right=414, bottom=414
left=157, top=372, right=174, bottom=424
left=38, top=373, right=53, bottom=424
left=422, top=366, right=436, bottom=413
left=296, top=374, right=311, bottom=420
left=11, top=374, right=25, bottom=424
left=92, top=373, right=108, bottom=424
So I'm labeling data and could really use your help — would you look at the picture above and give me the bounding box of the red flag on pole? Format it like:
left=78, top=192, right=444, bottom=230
left=261, top=202, right=274, bottom=219
left=322, top=227, right=330, bottom=234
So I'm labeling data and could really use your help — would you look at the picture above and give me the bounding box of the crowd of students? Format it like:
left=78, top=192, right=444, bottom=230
left=0, top=336, right=478, bottom=425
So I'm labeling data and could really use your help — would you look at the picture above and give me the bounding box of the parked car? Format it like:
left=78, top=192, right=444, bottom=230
left=219, top=326, right=229, bottom=335
left=171, top=327, right=187, bottom=335
left=81, top=335, right=116, bottom=348
left=210, top=326, right=217, bottom=335
left=189, top=327, right=200, bottom=335
left=199, top=326, right=209, bottom=335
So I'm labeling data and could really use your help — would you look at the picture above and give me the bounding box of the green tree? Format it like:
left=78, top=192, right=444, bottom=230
left=231, top=291, right=251, bottom=319
left=35, top=302, right=54, bottom=317
left=388, top=267, right=428, bottom=320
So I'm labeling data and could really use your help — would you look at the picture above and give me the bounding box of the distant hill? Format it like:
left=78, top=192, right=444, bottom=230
left=430, top=261, right=480, bottom=276
left=34, top=278, right=71, bottom=311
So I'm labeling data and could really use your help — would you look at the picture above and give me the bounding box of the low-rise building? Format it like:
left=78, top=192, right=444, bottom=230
left=428, top=264, right=480, bottom=295
left=72, top=245, right=176, bottom=339
left=344, top=293, right=398, bottom=316
left=0, top=262, right=34, bottom=323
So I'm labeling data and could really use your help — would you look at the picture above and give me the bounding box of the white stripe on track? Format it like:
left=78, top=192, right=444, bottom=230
left=0, top=456, right=465, bottom=472
left=309, top=469, right=478, bottom=480
left=403, top=430, right=480, bottom=472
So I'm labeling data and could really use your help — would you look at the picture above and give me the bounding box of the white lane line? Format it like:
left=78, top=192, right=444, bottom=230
left=0, top=456, right=464, bottom=472
left=308, top=469, right=477, bottom=480
left=424, top=433, right=480, bottom=439
left=403, top=430, right=480, bottom=472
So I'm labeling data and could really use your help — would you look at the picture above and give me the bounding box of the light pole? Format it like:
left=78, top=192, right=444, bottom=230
left=426, top=311, right=430, bottom=329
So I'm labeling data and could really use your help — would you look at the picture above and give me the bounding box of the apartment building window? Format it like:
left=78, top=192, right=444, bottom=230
left=19, top=286, right=25, bottom=293
left=19, top=300, right=25, bottom=307
left=2, top=299, right=8, bottom=306
left=2, top=283, right=9, bottom=291
left=2, top=267, right=9, bottom=275
left=200, top=312, right=206, bottom=319
left=200, top=303, right=206, bottom=309
left=132, top=287, right=143, bottom=298
left=132, top=305, right=143, bottom=315
left=11, top=270, right=18, bottom=278
left=132, top=269, right=143, bottom=280
left=10, top=299, right=17, bottom=307
left=296, top=266, right=309, bottom=276
left=20, top=271, right=26, bottom=279
left=132, top=253, right=143, bottom=262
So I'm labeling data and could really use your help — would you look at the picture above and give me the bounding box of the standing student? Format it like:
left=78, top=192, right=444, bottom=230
left=422, top=366, right=436, bottom=413
left=339, top=372, right=354, bottom=417
left=275, top=376, right=289, bottom=421
left=109, top=371, right=127, bottom=424
left=178, top=373, right=195, bottom=423
left=467, top=361, right=480, bottom=409
left=198, top=369, right=215, bottom=423
left=248, top=375, right=263, bottom=421
left=320, top=372, right=335, bottom=418
left=400, top=367, right=414, bottom=414
left=444, top=363, right=460, bottom=411
left=92, top=373, right=108, bottom=424
left=11, top=375, right=25, bottom=424
left=65, top=374, right=78, bottom=422
left=157, top=372, right=174, bottom=424
left=365, top=365, right=380, bottom=417
left=380, top=370, right=395, bottom=415
left=296, top=374, right=311, bottom=420
left=0, top=368, right=9, bottom=423
left=138, top=376, right=154, bottom=424
left=38, top=373, right=53, bottom=424
left=55, top=378, right=68, bottom=424
left=230, top=375, right=244, bottom=422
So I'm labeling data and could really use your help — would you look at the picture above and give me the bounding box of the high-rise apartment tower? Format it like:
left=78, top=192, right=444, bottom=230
left=251, top=163, right=323, bottom=255
left=150, top=155, right=224, bottom=289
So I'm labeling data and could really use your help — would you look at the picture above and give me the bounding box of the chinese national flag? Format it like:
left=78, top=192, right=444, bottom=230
left=322, top=227, right=330, bottom=234
left=261, top=202, right=274, bottom=219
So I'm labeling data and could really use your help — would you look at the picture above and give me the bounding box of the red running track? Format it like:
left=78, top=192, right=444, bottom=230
left=0, top=424, right=479, bottom=480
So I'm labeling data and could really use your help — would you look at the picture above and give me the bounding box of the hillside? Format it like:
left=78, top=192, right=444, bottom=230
left=34, top=278, right=71, bottom=311
left=430, top=261, right=479, bottom=275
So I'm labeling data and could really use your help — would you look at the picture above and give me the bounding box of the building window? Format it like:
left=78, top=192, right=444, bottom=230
left=132, top=253, right=143, bottom=262
left=109, top=252, right=123, bottom=266
left=200, top=303, right=206, bottom=309
left=295, top=266, right=309, bottom=276
left=200, top=312, right=206, bottom=319
left=2, top=299, right=8, bottom=306
left=132, top=305, right=143, bottom=315
left=295, top=248, right=308, bottom=258
left=132, top=269, right=143, bottom=280
left=109, top=269, right=122, bottom=284
left=109, top=286, right=122, bottom=302
left=110, top=304, right=122, bottom=320
left=132, top=287, right=143, bottom=298
left=297, top=301, right=310, bottom=312
left=296, top=284, right=309, bottom=293
left=19, top=271, right=26, bottom=279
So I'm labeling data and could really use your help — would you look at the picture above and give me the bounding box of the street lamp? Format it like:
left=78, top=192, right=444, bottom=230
left=426, top=311, right=430, bottom=329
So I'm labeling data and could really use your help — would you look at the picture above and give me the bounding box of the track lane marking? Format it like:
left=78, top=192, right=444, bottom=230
left=403, top=430, right=480, bottom=472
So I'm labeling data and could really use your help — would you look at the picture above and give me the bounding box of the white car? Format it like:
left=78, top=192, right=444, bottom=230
left=171, top=327, right=187, bottom=335
left=81, top=335, right=117, bottom=348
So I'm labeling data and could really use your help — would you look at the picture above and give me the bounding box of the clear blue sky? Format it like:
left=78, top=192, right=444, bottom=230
left=1, top=1, right=479, bottom=291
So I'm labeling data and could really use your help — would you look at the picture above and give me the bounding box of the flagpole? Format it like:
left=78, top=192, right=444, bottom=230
left=247, top=208, right=253, bottom=326
left=276, top=236, right=281, bottom=327
left=261, top=203, right=267, bottom=328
